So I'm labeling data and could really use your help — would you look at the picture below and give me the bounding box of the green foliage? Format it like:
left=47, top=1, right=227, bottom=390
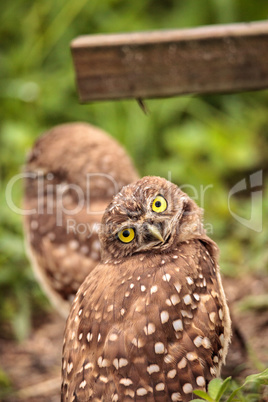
left=193, top=369, right=268, bottom=401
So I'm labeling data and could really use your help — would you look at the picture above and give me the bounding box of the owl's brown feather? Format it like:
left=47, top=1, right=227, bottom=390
left=61, top=176, right=231, bottom=401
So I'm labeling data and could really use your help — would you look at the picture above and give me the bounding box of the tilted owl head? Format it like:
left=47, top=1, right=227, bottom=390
left=99, top=176, right=209, bottom=261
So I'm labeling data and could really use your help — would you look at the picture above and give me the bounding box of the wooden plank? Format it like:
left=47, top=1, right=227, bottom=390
left=71, top=21, right=268, bottom=102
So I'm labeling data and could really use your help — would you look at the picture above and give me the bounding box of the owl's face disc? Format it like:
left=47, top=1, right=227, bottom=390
left=99, top=176, right=198, bottom=260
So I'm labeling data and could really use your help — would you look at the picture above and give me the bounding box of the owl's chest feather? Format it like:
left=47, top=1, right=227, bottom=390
left=62, top=239, right=230, bottom=402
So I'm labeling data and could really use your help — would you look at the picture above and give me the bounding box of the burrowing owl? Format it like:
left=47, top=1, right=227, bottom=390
left=24, top=122, right=138, bottom=317
left=61, top=176, right=231, bottom=401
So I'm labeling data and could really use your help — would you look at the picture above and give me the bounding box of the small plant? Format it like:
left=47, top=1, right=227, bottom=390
left=192, top=368, right=268, bottom=402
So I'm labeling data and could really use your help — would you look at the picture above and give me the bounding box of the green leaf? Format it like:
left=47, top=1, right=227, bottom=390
left=226, top=368, right=268, bottom=402
left=215, top=377, right=232, bottom=401
left=244, top=368, right=268, bottom=385
left=193, top=390, right=215, bottom=402
left=225, top=386, right=244, bottom=402
left=192, top=400, right=210, bottom=402
left=208, top=378, right=223, bottom=400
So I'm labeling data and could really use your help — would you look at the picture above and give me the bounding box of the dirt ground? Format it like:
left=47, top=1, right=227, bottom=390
left=0, top=274, right=268, bottom=402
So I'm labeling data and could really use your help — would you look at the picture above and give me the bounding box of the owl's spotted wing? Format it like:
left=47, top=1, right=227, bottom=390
left=62, top=240, right=230, bottom=401
left=24, top=197, right=107, bottom=317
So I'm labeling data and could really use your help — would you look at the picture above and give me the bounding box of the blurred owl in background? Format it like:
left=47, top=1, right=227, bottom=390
left=23, top=122, right=138, bottom=317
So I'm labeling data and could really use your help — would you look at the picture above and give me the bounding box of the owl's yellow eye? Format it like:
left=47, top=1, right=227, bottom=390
left=118, top=228, right=135, bottom=243
left=152, top=195, right=167, bottom=213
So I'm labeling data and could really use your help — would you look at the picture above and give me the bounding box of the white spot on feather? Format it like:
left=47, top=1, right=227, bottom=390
left=167, top=369, right=177, bottom=379
left=155, top=382, right=165, bottom=391
left=196, top=376, right=205, bottom=387
left=183, top=383, right=193, bottom=394
left=150, top=285, right=158, bottom=294
left=171, top=392, right=182, bottom=401
left=79, top=380, right=86, bottom=389
left=154, top=342, right=165, bottom=354
left=147, top=364, right=160, bottom=374
left=173, top=319, right=183, bottom=331
left=160, top=311, right=169, bottom=324
left=162, top=273, right=171, bottom=282
left=137, top=388, right=147, bottom=396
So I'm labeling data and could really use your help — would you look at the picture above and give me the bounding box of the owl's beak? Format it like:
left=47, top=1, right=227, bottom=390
left=146, top=224, right=164, bottom=243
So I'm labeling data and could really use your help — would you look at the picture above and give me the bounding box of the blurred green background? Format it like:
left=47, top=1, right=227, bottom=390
left=0, top=0, right=268, bottom=345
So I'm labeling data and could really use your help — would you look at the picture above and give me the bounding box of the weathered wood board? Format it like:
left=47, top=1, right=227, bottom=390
left=71, top=21, right=268, bottom=102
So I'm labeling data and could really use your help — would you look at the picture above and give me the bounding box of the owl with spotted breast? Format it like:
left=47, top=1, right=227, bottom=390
left=61, top=176, right=231, bottom=402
